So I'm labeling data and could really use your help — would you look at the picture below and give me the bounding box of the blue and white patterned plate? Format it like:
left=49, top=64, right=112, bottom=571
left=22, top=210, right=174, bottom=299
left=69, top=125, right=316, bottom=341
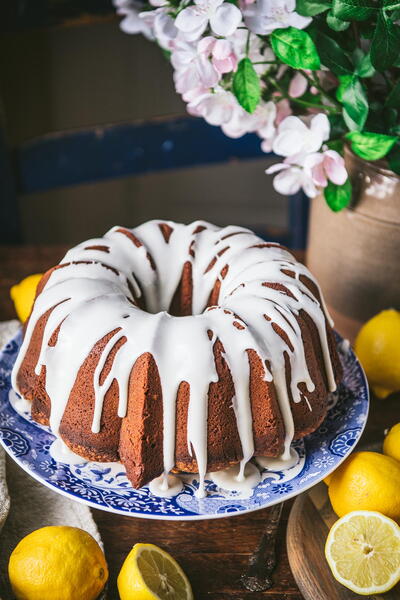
left=0, top=330, right=369, bottom=520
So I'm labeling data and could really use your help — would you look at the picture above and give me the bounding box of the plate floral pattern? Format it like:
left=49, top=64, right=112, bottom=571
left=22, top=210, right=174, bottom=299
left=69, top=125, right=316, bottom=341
left=0, top=330, right=369, bottom=520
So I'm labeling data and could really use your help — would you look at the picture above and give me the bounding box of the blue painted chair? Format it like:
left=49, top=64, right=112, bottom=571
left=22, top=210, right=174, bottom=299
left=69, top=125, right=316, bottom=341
left=1, top=116, right=309, bottom=247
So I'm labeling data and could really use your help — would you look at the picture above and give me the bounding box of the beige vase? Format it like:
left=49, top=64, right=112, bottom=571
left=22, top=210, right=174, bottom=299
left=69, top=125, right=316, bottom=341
left=306, top=147, right=400, bottom=343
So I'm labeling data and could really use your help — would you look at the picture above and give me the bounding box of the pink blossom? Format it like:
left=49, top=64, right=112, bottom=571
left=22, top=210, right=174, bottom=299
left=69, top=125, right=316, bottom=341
left=266, top=149, right=348, bottom=198
left=304, top=150, right=348, bottom=187
left=172, top=41, right=220, bottom=96
left=275, top=98, right=292, bottom=125
left=288, top=71, right=308, bottom=98
left=198, top=37, right=237, bottom=75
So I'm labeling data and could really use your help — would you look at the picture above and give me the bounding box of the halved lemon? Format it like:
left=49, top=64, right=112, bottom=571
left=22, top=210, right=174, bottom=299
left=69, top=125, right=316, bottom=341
left=117, top=543, right=193, bottom=600
left=325, top=510, right=400, bottom=595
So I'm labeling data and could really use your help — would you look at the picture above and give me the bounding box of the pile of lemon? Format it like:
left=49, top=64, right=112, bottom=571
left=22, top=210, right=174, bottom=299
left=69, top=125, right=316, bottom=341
left=324, top=424, right=400, bottom=595
left=8, top=526, right=193, bottom=600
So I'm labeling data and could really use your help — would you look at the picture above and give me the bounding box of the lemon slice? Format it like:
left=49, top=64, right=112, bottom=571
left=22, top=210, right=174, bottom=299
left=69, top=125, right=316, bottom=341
left=325, top=510, right=400, bottom=595
left=10, top=273, right=43, bottom=322
left=117, top=543, right=194, bottom=600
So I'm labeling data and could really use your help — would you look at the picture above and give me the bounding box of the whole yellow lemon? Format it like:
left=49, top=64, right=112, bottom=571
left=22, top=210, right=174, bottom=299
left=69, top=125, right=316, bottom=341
left=355, top=309, right=400, bottom=398
left=10, top=274, right=43, bottom=322
left=384, top=423, right=400, bottom=463
left=328, top=451, right=400, bottom=522
left=8, top=525, right=108, bottom=600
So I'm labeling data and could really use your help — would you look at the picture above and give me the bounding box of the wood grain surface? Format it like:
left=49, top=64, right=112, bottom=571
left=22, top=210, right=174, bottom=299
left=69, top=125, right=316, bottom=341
left=288, top=484, right=400, bottom=600
left=1, top=244, right=399, bottom=599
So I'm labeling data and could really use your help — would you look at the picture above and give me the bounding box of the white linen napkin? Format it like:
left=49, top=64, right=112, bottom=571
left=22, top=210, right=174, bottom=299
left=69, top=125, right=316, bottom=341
left=0, top=320, right=104, bottom=600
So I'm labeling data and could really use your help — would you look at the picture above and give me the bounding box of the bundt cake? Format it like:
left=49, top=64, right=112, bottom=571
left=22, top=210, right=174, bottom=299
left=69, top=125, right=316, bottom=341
left=11, top=220, right=342, bottom=497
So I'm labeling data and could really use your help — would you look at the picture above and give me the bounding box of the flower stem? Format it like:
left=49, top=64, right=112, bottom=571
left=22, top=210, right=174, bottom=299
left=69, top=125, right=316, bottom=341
left=267, top=76, right=341, bottom=114
left=302, top=71, right=341, bottom=109
left=252, top=61, right=280, bottom=65
left=246, top=31, right=251, bottom=56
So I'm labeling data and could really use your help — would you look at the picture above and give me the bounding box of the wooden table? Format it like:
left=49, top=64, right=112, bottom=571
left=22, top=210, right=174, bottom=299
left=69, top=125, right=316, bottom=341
left=1, top=245, right=398, bottom=600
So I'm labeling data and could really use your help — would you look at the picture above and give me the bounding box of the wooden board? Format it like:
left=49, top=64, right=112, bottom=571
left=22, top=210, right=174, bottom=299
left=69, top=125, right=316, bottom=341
left=287, top=482, right=400, bottom=600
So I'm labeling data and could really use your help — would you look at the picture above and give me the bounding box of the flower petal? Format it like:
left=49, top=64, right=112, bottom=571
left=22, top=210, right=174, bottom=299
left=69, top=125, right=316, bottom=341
left=175, top=6, right=207, bottom=33
left=323, top=150, right=348, bottom=185
left=301, top=173, right=318, bottom=197
left=272, top=167, right=302, bottom=195
left=273, top=128, right=305, bottom=157
left=289, top=72, right=308, bottom=98
left=198, top=36, right=217, bottom=55
left=266, top=162, right=289, bottom=174
left=287, top=11, right=312, bottom=30
left=310, top=113, right=330, bottom=142
left=213, top=39, right=232, bottom=60
left=210, top=3, right=242, bottom=36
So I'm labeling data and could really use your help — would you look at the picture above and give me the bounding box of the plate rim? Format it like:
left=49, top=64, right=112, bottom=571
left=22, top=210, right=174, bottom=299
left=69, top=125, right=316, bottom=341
left=0, top=329, right=370, bottom=521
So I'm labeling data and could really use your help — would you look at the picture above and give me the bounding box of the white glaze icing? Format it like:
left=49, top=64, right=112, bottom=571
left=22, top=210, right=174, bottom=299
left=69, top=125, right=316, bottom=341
left=209, top=462, right=261, bottom=494
left=49, top=438, right=86, bottom=465
left=256, top=447, right=299, bottom=471
left=11, top=220, right=336, bottom=497
left=149, top=473, right=184, bottom=498
left=8, top=389, right=31, bottom=416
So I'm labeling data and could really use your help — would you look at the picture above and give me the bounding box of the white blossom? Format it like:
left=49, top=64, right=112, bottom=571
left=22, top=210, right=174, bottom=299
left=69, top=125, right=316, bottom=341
left=266, top=156, right=319, bottom=196
left=243, top=0, right=311, bottom=35
left=188, top=89, right=257, bottom=137
left=172, top=41, right=220, bottom=96
left=272, top=113, right=330, bottom=157
left=113, top=0, right=155, bottom=39
left=175, top=0, right=242, bottom=40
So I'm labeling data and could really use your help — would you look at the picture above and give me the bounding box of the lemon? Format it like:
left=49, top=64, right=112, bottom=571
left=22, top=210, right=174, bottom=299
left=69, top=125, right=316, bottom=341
left=384, top=423, right=400, bottom=463
left=355, top=309, right=400, bottom=398
left=325, top=510, right=400, bottom=595
left=328, top=452, right=400, bottom=522
left=118, top=543, right=193, bottom=600
left=10, top=274, right=43, bottom=322
left=8, top=525, right=108, bottom=600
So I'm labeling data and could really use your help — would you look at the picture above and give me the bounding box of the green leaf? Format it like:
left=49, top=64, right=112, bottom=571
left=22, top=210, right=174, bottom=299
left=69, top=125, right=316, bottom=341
left=328, top=114, right=347, bottom=138
left=386, top=79, right=400, bottom=108
left=332, top=0, right=377, bottom=21
left=383, top=0, right=400, bottom=8
left=297, top=0, right=331, bottom=16
left=326, top=138, right=344, bottom=153
left=370, top=11, right=400, bottom=71
left=354, top=50, right=375, bottom=77
left=233, top=58, right=261, bottom=114
left=310, top=30, right=353, bottom=75
left=388, top=142, right=400, bottom=175
left=337, top=75, right=368, bottom=131
left=326, top=10, right=350, bottom=29
left=270, top=27, right=321, bottom=70
left=346, top=131, right=398, bottom=160
left=324, top=178, right=352, bottom=211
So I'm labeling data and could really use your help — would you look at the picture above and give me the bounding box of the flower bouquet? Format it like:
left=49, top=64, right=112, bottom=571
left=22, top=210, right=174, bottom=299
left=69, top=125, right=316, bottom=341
left=114, top=0, right=400, bottom=211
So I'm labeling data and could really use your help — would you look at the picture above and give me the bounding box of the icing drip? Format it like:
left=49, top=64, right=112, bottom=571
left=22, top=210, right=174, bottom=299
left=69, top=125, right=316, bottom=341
left=49, top=438, right=86, bottom=465
left=209, top=462, right=261, bottom=494
left=256, top=448, right=299, bottom=470
left=149, top=473, right=184, bottom=498
left=11, top=220, right=337, bottom=495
